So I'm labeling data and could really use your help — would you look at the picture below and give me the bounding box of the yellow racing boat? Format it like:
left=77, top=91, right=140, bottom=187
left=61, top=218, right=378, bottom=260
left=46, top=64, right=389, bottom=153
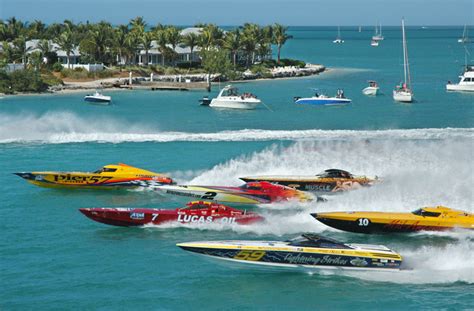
left=312, top=206, right=474, bottom=233
left=14, top=163, right=174, bottom=189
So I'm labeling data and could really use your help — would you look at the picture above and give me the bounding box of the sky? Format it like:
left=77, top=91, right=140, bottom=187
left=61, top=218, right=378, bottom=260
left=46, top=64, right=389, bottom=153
left=0, top=0, right=473, bottom=26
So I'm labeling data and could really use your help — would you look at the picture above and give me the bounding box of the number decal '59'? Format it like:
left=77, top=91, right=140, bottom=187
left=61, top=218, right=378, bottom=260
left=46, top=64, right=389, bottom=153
left=233, top=250, right=266, bottom=261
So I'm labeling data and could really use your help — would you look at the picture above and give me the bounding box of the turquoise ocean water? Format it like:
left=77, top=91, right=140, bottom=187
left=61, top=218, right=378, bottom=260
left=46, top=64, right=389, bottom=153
left=1, top=27, right=473, bottom=310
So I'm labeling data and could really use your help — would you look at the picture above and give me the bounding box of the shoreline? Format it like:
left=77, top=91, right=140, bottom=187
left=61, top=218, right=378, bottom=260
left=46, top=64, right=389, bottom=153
left=0, top=65, right=327, bottom=97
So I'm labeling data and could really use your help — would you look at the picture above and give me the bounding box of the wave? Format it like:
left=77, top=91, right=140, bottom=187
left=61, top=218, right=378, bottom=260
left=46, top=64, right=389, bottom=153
left=0, top=111, right=473, bottom=144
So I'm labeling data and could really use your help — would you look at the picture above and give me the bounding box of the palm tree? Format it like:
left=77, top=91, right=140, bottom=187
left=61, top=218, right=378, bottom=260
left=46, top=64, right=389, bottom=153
left=166, top=26, right=181, bottom=66
left=37, top=39, right=54, bottom=65
left=28, top=20, right=46, bottom=39
left=6, top=17, right=26, bottom=41
left=113, top=25, right=129, bottom=68
left=198, top=24, right=223, bottom=50
left=272, top=24, right=292, bottom=63
left=130, top=17, right=146, bottom=33
left=181, top=32, right=198, bottom=66
left=140, top=31, right=154, bottom=66
left=223, top=29, right=241, bottom=69
left=154, top=28, right=169, bottom=66
left=12, top=36, right=32, bottom=65
left=241, top=23, right=261, bottom=67
left=54, top=30, right=76, bottom=68
left=123, top=32, right=139, bottom=65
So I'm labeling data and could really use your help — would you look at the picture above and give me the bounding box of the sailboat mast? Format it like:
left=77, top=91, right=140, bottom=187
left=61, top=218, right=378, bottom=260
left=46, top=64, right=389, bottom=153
left=402, top=19, right=407, bottom=86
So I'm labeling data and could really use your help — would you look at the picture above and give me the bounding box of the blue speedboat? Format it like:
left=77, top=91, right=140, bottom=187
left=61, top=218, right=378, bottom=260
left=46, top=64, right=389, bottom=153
left=294, top=89, right=351, bottom=106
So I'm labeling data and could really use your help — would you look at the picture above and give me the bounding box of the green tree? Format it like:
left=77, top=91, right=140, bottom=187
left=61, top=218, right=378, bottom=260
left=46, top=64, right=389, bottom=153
left=113, top=25, right=129, bottom=68
left=154, top=28, right=170, bottom=66
left=166, top=26, right=181, bottom=66
left=272, top=24, right=292, bottom=63
left=181, top=32, right=199, bottom=66
left=12, top=36, right=32, bottom=65
left=140, top=31, right=154, bottom=66
left=130, top=16, right=146, bottom=33
left=200, top=48, right=232, bottom=77
left=223, top=29, right=241, bottom=69
left=54, top=30, right=76, bottom=68
left=241, top=23, right=261, bottom=67
left=198, top=24, right=223, bottom=50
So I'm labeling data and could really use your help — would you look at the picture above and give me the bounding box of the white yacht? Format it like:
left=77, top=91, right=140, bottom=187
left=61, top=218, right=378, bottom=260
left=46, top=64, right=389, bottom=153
left=333, top=26, right=344, bottom=44
left=446, top=65, right=474, bottom=92
left=209, top=85, right=261, bottom=109
left=362, top=81, right=380, bottom=96
left=84, top=90, right=111, bottom=104
left=393, top=19, right=413, bottom=103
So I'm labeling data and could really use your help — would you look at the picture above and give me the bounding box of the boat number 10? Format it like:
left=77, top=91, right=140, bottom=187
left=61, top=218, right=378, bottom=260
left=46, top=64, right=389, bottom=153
left=357, top=218, right=371, bottom=226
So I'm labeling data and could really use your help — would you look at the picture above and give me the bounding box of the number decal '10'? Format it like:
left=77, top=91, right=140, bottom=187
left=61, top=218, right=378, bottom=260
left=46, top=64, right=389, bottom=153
left=358, top=218, right=370, bottom=226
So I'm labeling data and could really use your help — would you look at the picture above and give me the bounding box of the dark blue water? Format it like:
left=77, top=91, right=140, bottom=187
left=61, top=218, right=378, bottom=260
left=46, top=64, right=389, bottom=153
left=1, top=26, right=473, bottom=310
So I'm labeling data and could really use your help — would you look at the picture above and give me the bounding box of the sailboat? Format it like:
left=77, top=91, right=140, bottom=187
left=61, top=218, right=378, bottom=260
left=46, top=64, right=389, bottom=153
left=393, top=18, right=413, bottom=103
left=458, top=25, right=470, bottom=43
left=333, top=26, right=344, bottom=44
left=372, top=22, right=384, bottom=41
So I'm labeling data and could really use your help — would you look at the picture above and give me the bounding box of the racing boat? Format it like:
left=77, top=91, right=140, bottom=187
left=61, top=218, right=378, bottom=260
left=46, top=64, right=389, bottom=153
left=153, top=181, right=314, bottom=204
left=79, top=201, right=263, bottom=227
left=177, top=233, right=403, bottom=271
left=311, top=206, right=474, bottom=234
left=240, top=169, right=377, bottom=194
left=14, top=163, right=173, bottom=189
left=294, top=89, right=351, bottom=106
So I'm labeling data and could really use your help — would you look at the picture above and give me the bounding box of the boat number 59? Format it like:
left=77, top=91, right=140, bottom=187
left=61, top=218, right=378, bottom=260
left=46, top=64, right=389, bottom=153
left=234, top=250, right=266, bottom=261
left=357, top=218, right=370, bottom=226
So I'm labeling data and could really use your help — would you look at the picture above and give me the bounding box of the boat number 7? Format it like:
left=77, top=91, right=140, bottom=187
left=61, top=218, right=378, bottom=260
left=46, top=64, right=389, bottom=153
left=357, top=218, right=370, bottom=226
left=152, top=214, right=159, bottom=221
left=201, top=192, right=217, bottom=200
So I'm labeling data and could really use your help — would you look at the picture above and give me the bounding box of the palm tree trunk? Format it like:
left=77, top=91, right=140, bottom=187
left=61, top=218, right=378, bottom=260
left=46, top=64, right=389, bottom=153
left=277, top=45, right=281, bottom=63
left=67, top=52, right=70, bottom=69
left=233, top=51, right=237, bottom=69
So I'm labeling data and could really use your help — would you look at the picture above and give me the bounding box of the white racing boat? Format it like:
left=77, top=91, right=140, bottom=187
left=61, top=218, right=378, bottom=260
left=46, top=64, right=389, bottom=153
left=208, top=85, right=261, bottom=110
left=84, top=90, right=111, bottom=104
left=362, top=80, right=380, bottom=96
left=393, top=18, right=414, bottom=103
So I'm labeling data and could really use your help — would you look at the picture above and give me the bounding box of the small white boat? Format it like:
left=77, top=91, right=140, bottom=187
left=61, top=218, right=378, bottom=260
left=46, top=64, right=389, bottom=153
left=333, top=26, right=344, bottom=44
left=458, top=25, right=470, bottom=43
left=84, top=91, right=111, bottom=104
left=446, top=65, right=474, bottom=92
left=295, top=89, right=351, bottom=106
left=393, top=19, right=414, bottom=103
left=362, top=81, right=380, bottom=96
left=372, top=22, right=384, bottom=41
left=370, top=40, right=379, bottom=47
left=209, top=85, right=261, bottom=110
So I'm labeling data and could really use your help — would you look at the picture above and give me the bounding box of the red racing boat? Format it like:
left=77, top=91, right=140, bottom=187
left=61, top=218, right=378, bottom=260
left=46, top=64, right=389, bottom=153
left=79, top=201, right=263, bottom=227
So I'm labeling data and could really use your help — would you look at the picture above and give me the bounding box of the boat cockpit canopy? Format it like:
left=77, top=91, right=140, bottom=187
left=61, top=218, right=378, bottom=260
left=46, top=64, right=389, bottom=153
left=94, top=167, right=118, bottom=174
left=288, top=234, right=352, bottom=249
left=316, top=169, right=353, bottom=179
left=412, top=208, right=442, bottom=217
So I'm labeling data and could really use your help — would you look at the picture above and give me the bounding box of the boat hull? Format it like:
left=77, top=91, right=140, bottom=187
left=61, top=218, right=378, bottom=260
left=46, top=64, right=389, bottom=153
left=177, top=244, right=402, bottom=271
left=393, top=90, right=413, bottom=102
left=362, top=87, right=379, bottom=96
left=209, top=99, right=261, bottom=110
left=446, top=84, right=474, bottom=92
left=80, top=207, right=263, bottom=227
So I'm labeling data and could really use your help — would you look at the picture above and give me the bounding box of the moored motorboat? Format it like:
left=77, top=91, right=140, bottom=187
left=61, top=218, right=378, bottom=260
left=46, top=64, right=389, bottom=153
left=311, top=206, right=474, bottom=234
left=370, top=40, right=379, bottom=47
left=14, top=163, right=173, bottom=189
left=362, top=81, right=380, bottom=95
left=240, top=169, right=378, bottom=194
left=84, top=90, right=111, bottom=104
left=177, top=233, right=403, bottom=271
left=208, top=85, right=261, bottom=109
left=294, top=89, right=351, bottom=105
left=79, top=201, right=263, bottom=227
left=446, top=65, right=474, bottom=92
left=152, top=181, right=315, bottom=204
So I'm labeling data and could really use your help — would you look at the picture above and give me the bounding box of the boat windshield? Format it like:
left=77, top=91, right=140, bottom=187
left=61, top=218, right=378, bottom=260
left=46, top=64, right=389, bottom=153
left=222, top=87, right=239, bottom=96
left=316, top=169, right=353, bottom=179
left=288, top=234, right=352, bottom=249
left=240, top=184, right=262, bottom=190
left=93, top=167, right=117, bottom=173
left=412, top=209, right=442, bottom=217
